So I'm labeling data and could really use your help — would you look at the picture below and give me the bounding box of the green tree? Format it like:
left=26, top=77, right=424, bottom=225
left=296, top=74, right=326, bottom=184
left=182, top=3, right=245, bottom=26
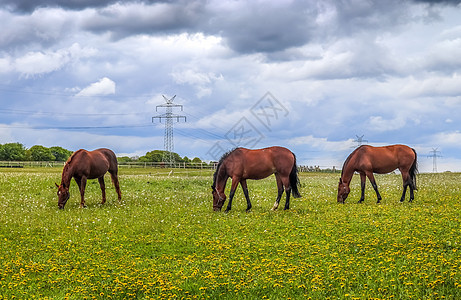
left=139, top=150, right=183, bottom=163
left=139, top=150, right=164, bottom=162
left=50, top=146, right=73, bottom=161
left=0, top=143, right=26, bottom=161
left=117, top=156, right=133, bottom=163
left=28, top=145, right=55, bottom=161
left=192, top=157, right=202, bottom=163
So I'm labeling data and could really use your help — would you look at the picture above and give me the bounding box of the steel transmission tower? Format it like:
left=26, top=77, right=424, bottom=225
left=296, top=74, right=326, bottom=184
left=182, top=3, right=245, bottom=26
left=353, top=135, right=368, bottom=148
left=152, top=95, right=186, bottom=166
left=428, top=148, right=442, bottom=173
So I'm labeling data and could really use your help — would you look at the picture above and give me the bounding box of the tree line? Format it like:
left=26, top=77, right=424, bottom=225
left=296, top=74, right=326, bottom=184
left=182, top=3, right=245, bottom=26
left=0, top=143, right=204, bottom=163
left=0, top=143, right=73, bottom=161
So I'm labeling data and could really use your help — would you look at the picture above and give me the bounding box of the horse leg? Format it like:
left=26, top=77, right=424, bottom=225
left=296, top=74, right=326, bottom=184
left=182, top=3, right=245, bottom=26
left=409, top=185, right=415, bottom=202
left=98, top=176, right=106, bottom=205
left=358, top=173, right=366, bottom=203
left=281, top=176, right=292, bottom=210
left=272, top=175, right=284, bottom=211
left=240, top=179, right=252, bottom=212
left=225, top=178, right=240, bottom=213
left=110, top=172, right=122, bottom=201
left=367, top=172, right=382, bottom=203
left=76, top=176, right=87, bottom=208
left=400, top=171, right=414, bottom=202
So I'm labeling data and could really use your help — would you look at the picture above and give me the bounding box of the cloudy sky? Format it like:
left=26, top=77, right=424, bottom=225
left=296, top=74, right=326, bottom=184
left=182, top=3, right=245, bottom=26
left=1, top=0, right=461, bottom=172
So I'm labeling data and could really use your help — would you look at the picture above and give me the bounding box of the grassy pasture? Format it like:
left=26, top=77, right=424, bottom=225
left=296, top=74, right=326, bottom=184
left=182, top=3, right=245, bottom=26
left=0, top=167, right=460, bottom=299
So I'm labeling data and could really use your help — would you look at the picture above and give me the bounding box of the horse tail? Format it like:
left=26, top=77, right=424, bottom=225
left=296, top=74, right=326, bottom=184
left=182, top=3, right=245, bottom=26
left=290, top=153, right=302, bottom=198
left=410, top=148, right=418, bottom=190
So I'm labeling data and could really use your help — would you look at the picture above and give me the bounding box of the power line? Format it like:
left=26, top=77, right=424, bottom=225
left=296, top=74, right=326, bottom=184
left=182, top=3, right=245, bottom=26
left=0, top=84, right=158, bottom=99
left=0, top=108, right=146, bottom=117
left=0, top=124, right=153, bottom=130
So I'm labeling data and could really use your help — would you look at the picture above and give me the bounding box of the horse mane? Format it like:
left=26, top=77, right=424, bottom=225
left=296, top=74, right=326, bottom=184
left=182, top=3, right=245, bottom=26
left=61, top=149, right=84, bottom=182
left=211, top=148, right=239, bottom=189
left=341, top=145, right=366, bottom=176
left=65, top=149, right=83, bottom=166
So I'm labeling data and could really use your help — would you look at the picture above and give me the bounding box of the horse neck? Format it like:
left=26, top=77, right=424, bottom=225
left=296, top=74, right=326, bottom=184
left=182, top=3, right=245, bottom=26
left=61, top=163, right=74, bottom=186
left=340, top=157, right=355, bottom=185
left=214, top=164, right=229, bottom=192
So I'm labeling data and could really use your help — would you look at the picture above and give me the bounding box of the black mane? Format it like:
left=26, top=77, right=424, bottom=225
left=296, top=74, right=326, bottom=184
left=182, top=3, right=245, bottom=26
left=211, top=148, right=239, bottom=189
left=341, top=145, right=366, bottom=176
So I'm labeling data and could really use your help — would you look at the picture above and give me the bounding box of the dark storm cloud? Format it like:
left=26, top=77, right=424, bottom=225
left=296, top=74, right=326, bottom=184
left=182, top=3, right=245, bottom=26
left=204, top=1, right=319, bottom=54
left=0, top=0, right=116, bottom=12
left=81, top=1, right=204, bottom=38
left=0, top=0, right=166, bottom=13
left=413, top=0, right=461, bottom=4
left=3, top=0, right=460, bottom=55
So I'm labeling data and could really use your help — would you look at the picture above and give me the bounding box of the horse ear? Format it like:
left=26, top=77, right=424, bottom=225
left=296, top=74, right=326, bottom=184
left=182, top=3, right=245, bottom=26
left=339, top=178, right=342, bottom=184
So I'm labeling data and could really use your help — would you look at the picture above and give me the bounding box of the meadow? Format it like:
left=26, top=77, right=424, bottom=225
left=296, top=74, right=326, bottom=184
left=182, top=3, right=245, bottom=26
left=0, top=167, right=460, bottom=299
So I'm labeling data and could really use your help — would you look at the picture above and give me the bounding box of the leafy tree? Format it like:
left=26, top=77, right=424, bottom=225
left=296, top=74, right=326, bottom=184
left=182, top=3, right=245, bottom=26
left=139, top=150, right=184, bottom=163
left=139, top=150, right=164, bottom=162
left=0, top=143, right=26, bottom=161
left=192, top=157, right=202, bottom=163
left=28, top=145, right=56, bottom=161
left=117, top=156, right=133, bottom=163
left=50, top=146, right=73, bottom=161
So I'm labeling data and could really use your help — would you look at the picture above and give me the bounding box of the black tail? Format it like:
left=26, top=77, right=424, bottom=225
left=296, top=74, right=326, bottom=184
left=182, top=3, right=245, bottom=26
left=410, top=148, right=418, bottom=190
left=290, top=153, right=302, bottom=198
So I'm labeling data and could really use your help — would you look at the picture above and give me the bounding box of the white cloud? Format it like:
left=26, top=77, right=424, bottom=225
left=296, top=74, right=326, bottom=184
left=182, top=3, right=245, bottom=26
left=290, top=135, right=354, bottom=152
left=368, top=116, right=406, bottom=132
left=432, top=131, right=461, bottom=147
left=76, top=77, right=116, bottom=97
left=15, top=51, right=69, bottom=76
left=171, top=69, right=223, bottom=98
left=12, top=43, right=96, bottom=76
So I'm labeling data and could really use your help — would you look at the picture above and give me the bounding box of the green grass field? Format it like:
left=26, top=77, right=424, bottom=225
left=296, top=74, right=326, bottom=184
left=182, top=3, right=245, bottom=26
left=0, top=167, right=460, bottom=299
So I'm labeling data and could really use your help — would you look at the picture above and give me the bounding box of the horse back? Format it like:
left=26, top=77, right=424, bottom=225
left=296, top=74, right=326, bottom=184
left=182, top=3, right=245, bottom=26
left=232, top=147, right=294, bottom=179
left=357, top=145, right=415, bottom=174
left=70, top=148, right=118, bottom=179
left=90, top=148, right=119, bottom=174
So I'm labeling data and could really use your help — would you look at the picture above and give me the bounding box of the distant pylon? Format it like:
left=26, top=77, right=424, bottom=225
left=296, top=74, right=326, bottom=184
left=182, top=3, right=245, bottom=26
left=152, top=95, right=186, bottom=166
left=428, top=148, right=442, bottom=173
left=353, top=135, right=368, bottom=148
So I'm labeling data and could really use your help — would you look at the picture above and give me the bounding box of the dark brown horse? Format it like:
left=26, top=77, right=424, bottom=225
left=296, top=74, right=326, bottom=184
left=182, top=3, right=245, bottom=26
left=56, top=148, right=122, bottom=209
left=211, top=146, right=301, bottom=212
left=337, top=144, right=417, bottom=204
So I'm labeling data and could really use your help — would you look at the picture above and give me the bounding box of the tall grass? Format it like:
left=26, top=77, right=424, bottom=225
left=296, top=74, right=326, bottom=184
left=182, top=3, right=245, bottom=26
left=0, top=168, right=460, bottom=299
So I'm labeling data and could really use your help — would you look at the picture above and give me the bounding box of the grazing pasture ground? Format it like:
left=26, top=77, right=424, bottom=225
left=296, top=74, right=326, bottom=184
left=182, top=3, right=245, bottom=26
left=0, top=167, right=460, bottom=299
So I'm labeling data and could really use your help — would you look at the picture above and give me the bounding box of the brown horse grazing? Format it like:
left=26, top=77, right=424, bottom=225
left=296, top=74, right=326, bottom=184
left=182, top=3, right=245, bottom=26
left=56, top=148, right=122, bottom=209
left=337, top=144, right=417, bottom=204
left=211, top=146, right=301, bottom=212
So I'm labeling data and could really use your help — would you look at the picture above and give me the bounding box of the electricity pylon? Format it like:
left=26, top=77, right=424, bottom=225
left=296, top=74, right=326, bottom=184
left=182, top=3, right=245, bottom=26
left=428, top=148, right=442, bottom=173
left=353, top=134, right=368, bottom=148
left=152, top=95, right=186, bottom=166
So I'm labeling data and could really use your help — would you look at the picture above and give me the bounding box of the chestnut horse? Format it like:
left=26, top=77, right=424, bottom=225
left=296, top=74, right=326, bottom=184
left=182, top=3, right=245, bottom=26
left=337, top=144, right=417, bottom=204
left=56, top=148, right=122, bottom=209
left=211, top=146, right=301, bottom=212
